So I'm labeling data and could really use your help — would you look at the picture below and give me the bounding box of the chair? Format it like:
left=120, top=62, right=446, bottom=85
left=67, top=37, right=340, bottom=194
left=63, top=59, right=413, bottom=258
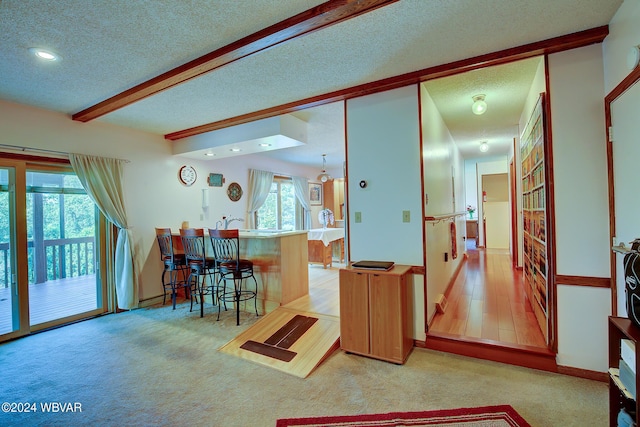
left=208, top=228, right=259, bottom=325
left=179, top=228, right=217, bottom=317
left=155, top=228, right=188, bottom=309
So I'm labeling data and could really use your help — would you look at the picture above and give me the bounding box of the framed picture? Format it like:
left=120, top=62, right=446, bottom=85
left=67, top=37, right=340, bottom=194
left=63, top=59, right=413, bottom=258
left=309, top=182, right=322, bottom=206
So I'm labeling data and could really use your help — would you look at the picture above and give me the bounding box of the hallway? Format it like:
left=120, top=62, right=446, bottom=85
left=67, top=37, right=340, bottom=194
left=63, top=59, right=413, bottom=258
left=429, top=240, right=546, bottom=349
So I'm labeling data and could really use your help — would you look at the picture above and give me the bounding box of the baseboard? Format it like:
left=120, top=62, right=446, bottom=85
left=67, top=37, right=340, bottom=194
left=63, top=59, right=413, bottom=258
left=138, top=295, right=166, bottom=308
left=423, top=332, right=558, bottom=373
left=557, top=365, right=608, bottom=382
left=443, top=256, right=466, bottom=299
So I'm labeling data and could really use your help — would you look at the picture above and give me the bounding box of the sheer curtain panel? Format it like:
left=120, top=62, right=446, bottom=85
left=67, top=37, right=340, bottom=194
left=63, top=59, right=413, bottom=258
left=69, top=153, right=137, bottom=310
left=292, top=176, right=311, bottom=229
left=246, top=169, right=274, bottom=229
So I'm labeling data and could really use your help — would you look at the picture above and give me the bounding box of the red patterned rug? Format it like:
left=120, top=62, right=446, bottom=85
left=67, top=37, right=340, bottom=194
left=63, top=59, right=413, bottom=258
left=276, top=405, right=531, bottom=426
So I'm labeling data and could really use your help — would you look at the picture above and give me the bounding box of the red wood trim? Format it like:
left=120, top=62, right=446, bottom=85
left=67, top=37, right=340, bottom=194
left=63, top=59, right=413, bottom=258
left=557, top=365, right=608, bottom=382
left=443, top=255, right=466, bottom=299
left=604, top=66, right=640, bottom=316
left=541, top=79, right=558, bottom=354
left=605, top=66, right=640, bottom=105
left=418, top=84, right=428, bottom=334
left=166, top=26, right=608, bottom=140
left=555, top=275, right=611, bottom=288
left=0, top=151, right=70, bottom=165
left=424, top=332, right=558, bottom=373
left=343, top=99, right=350, bottom=263
left=410, top=265, right=426, bottom=276
left=72, top=0, right=398, bottom=123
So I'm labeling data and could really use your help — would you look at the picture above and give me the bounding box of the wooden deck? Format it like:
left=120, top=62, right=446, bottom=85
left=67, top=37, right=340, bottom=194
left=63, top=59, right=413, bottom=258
left=0, top=274, right=98, bottom=335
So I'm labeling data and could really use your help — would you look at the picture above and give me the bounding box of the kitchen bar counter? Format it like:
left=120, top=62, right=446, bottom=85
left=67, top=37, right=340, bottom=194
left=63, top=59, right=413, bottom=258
left=172, top=229, right=308, bottom=314
left=238, top=230, right=308, bottom=313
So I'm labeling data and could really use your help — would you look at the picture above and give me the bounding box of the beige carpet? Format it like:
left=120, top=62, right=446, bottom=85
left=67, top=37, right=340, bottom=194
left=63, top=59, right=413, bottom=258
left=0, top=302, right=607, bottom=426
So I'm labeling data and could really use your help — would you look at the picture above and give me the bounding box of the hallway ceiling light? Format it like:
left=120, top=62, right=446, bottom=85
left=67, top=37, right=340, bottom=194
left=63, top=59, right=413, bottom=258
left=28, top=48, right=60, bottom=61
left=471, top=94, right=487, bottom=115
left=317, top=154, right=332, bottom=183
left=479, top=141, right=489, bottom=152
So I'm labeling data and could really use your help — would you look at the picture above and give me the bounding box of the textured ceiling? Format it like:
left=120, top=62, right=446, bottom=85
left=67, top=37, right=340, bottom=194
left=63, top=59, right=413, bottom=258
left=0, top=0, right=623, bottom=168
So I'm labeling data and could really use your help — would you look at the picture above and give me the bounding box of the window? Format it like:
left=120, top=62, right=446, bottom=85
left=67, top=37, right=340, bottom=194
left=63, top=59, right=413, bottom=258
left=256, top=177, right=298, bottom=230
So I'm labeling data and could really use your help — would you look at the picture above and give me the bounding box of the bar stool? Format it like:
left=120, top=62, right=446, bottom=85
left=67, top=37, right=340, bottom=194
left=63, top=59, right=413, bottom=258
left=155, top=227, right=188, bottom=309
left=179, top=228, right=217, bottom=317
left=208, top=228, right=259, bottom=325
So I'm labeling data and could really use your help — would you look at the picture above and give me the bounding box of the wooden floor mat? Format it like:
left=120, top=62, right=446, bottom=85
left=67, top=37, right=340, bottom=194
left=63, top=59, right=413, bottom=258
left=218, top=307, right=340, bottom=378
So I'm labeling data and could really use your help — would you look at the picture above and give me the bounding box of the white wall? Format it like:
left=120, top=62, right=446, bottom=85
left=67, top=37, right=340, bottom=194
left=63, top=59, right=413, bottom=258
left=0, top=99, right=318, bottom=302
left=548, top=44, right=611, bottom=371
left=603, top=0, right=640, bottom=92
left=475, top=158, right=509, bottom=246
left=464, top=160, right=478, bottom=219
left=421, top=84, right=466, bottom=323
left=346, top=85, right=425, bottom=340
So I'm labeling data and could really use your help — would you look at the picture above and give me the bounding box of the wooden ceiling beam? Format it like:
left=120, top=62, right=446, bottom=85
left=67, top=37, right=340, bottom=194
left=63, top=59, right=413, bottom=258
left=72, top=0, right=398, bottom=123
left=165, top=25, right=609, bottom=141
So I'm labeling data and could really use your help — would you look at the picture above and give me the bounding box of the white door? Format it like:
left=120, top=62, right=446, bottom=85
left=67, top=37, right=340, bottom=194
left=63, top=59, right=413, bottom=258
left=612, top=80, right=640, bottom=315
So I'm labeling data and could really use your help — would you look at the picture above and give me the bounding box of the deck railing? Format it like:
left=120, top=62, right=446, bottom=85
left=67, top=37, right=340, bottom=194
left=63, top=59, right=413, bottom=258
left=0, top=237, right=95, bottom=288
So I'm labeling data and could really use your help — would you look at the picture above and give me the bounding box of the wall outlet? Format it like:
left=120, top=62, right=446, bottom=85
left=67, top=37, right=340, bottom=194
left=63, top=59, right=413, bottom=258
left=355, top=212, right=362, bottom=223
left=402, top=210, right=410, bottom=223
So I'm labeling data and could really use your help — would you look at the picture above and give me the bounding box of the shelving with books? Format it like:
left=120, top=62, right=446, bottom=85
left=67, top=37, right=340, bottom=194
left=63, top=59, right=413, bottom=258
left=520, top=93, right=548, bottom=343
left=608, top=317, right=639, bottom=427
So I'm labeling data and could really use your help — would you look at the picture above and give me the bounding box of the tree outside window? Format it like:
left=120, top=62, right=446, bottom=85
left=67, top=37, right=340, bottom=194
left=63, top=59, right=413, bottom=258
left=256, top=178, right=297, bottom=230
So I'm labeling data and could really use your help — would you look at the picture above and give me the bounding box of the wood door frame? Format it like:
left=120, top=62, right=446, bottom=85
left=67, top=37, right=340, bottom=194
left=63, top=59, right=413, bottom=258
left=510, top=153, right=519, bottom=268
left=605, top=66, right=640, bottom=316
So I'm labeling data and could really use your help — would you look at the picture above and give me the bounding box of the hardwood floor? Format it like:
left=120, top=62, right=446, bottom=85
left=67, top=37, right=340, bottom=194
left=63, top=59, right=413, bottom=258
left=429, top=240, right=547, bottom=349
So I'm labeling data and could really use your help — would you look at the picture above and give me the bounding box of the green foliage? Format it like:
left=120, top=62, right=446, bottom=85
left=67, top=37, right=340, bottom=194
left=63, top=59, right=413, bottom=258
left=0, top=171, right=97, bottom=286
left=257, top=180, right=296, bottom=230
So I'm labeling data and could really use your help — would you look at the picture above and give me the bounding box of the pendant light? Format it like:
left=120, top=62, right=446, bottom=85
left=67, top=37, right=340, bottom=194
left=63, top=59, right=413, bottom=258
left=471, top=94, right=487, bottom=115
left=317, top=154, right=332, bottom=183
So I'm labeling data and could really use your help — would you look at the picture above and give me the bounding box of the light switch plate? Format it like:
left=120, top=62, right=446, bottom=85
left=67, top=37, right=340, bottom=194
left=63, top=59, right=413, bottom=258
left=402, top=210, right=410, bottom=223
left=355, top=212, right=362, bottom=223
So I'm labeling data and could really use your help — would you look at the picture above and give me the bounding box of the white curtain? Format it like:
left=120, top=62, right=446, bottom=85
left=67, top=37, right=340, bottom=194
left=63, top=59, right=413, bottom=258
left=292, top=176, right=311, bottom=230
left=246, top=169, right=274, bottom=228
left=69, top=153, right=137, bottom=310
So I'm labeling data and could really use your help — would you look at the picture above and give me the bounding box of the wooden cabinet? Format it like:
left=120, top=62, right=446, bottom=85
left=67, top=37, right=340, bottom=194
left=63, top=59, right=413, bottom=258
left=609, top=316, right=640, bottom=427
left=466, top=220, right=478, bottom=244
left=339, top=265, right=414, bottom=364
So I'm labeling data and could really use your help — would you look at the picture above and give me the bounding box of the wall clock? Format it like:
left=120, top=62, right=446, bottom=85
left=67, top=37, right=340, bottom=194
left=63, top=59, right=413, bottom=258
left=178, top=165, right=197, bottom=186
left=227, top=182, right=242, bottom=201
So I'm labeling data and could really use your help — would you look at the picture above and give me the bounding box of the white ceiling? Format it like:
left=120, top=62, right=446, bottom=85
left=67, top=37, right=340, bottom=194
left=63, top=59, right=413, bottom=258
left=0, top=0, right=623, bottom=168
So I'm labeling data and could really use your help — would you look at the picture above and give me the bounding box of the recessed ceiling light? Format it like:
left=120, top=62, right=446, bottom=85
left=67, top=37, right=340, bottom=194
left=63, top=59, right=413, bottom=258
left=479, top=141, right=489, bottom=152
left=230, top=148, right=242, bottom=152
left=258, top=143, right=271, bottom=147
left=204, top=152, right=214, bottom=157
left=28, top=48, right=60, bottom=61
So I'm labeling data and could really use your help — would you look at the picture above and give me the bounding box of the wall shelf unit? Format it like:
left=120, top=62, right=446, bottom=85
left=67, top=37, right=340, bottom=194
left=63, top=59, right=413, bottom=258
left=609, top=316, right=639, bottom=426
left=521, top=93, right=549, bottom=342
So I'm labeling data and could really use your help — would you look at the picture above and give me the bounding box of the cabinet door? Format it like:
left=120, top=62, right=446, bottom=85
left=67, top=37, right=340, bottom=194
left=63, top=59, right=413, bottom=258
left=369, top=273, right=403, bottom=361
left=339, top=270, right=370, bottom=354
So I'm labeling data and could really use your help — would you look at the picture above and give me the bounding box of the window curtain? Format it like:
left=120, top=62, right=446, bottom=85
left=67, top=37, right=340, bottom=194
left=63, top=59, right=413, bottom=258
left=69, top=153, right=137, bottom=310
left=292, top=176, right=311, bottom=230
left=246, top=169, right=274, bottom=229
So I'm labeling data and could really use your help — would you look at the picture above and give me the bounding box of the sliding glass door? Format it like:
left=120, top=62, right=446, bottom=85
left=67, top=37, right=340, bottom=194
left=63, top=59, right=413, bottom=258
left=26, top=169, right=102, bottom=327
left=0, top=159, right=106, bottom=341
left=0, top=167, right=18, bottom=335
